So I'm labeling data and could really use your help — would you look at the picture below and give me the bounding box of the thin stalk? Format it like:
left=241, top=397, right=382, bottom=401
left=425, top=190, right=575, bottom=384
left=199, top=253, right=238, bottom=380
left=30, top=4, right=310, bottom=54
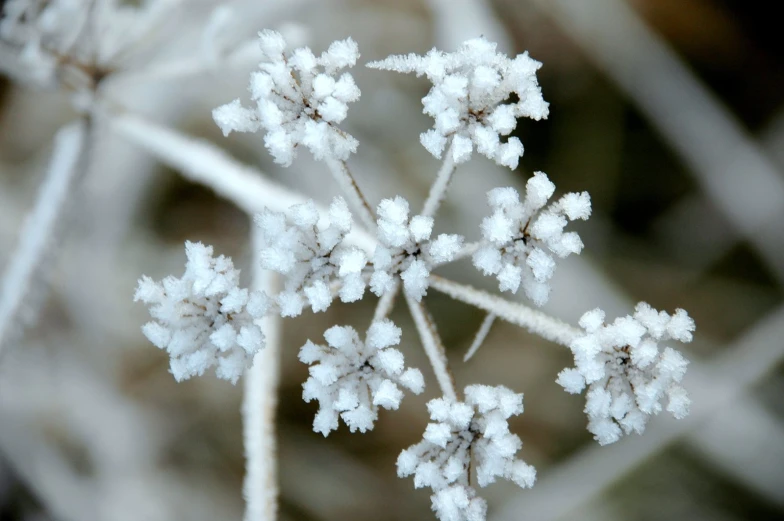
left=405, top=291, right=457, bottom=400
left=428, top=275, right=581, bottom=347
left=373, top=280, right=400, bottom=322
left=463, top=312, right=496, bottom=362
left=420, top=140, right=456, bottom=218
left=0, top=121, right=88, bottom=357
left=324, top=157, right=376, bottom=232
left=243, top=233, right=282, bottom=521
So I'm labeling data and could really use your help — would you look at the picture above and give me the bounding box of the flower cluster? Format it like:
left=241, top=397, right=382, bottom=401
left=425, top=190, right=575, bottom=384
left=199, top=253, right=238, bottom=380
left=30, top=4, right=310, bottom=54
left=473, top=172, right=591, bottom=306
left=371, top=196, right=464, bottom=301
left=213, top=30, right=361, bottom=165
left=134, top=242, right=269, bottom=384
left=556, top=303, right=695, bottom=445
left=300, top=320, right=425, bottom=435
left=398, top=385, right=536, bottom=521
left=368, top=36, right=548, bottom=169
left=255, top=197, right=367, bottom=317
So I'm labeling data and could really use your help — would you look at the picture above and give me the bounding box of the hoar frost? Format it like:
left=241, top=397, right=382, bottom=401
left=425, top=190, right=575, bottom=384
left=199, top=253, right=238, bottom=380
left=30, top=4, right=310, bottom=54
left=371, top=196, right=464, bottom=301
left=556, top=303, right=695, bottom=445
left=368, top=36, right=548, bottom=169
left=398, top=385, right=535, bottom=521
left=473, top=172, right=591, bottom=306
left=255, top=196, right=367, bottom=317
left=300, top=319, right=425, bottom=435
left=213, top=30, right=361, bottom=165
left=134, top=242, right=269, bottom=384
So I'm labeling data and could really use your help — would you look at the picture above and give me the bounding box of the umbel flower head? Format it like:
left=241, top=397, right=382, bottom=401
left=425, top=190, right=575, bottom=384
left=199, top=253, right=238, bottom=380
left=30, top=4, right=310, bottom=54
left=473, top=172, right=591, bottom=306
left=255, top=197, right=367, bottom=317
left=368, top=36, right=548, bottom=169
left=556, top=303, right=695, bottom=445
left=134, top=242, right=270, bottom=384
left=397, top=385, right=536, bottom=521
left=371, top=196, right=464, bottom=301
left=300, top=319, right=425, bottom=436
left=213, top=29, right=361, bottom=165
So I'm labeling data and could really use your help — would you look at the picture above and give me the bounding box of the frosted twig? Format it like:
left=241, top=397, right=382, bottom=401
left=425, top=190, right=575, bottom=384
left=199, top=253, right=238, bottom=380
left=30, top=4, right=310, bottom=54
left=243, top=233, right=282, bottom=521
left=373, top=279, right=400, bottom=322
left=106, top=110, right=377, bottom=252
left=464, top=312, right=496, bottom=362
left=421, top=140, right=457, bottom=218
left=324, top=157, right=376, bottom=232
left=0, top=121, right=87, bottom=357
left=428, top=275, right=581, bottom=346
left=405, top=291, right=457, bottom=400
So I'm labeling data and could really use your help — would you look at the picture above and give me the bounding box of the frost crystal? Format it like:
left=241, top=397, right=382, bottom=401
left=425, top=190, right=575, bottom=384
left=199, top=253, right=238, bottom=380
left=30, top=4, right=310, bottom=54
left=556, top=303, right=695, bottom=445
left=371, top=196, right=464, bottom=301
left=255, top=197, right=367, bottom=317
left=368, top=36, right=548, bottom=169
left=212, top=30, right=361, bottom=165
left=134, top=241, right=269, bottom=384
left=473, top=172, right=590, bottom=306
left=300, top=320, right=425, bottom=436
left=398, top=385, right=535, bottom=521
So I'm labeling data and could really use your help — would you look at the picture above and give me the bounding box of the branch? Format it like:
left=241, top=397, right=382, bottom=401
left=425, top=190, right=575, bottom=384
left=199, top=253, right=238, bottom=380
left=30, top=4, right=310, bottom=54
left=105, top=110, right=377, bottom=253
left=405, top=291, right=457, bottom=400
left=0, top=121, right=88, bottom=357
left=420, top=140, right=456, bottom=218
left=428, top=275, right=581, bottom=347
left=324, top=157, right=377, bottom=232
left=243, top=234, right=282, bottom=521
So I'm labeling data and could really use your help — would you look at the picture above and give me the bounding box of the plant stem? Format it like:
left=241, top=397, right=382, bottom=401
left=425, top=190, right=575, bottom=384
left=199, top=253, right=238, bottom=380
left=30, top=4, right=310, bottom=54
left=0, top=121, right=88, bottom=357
left=405, top=291, right=457, bottom=400
left=324, top=157, right=377, bottom=232
left=373, top=280, right=400, bottom=322
left=421, top=140, right=456, bottom=218
left=428, top=275, right=581, bottom=347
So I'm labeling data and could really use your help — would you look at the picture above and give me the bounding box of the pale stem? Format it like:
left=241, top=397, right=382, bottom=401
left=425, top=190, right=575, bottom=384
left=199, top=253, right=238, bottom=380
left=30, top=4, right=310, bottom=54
left=243, top=235, right=282, bottom=521
left=420, top=140, right=456, bottom=218
left=428, top=275, right=581, bottom=347
left=404, top=291, right=457, bottom=400
left=0, top=122, right=87, bottom=357
left=105, top=110, right=377, bottom=252
left=324, top=157, right=377, bottom=232
left=373, top=280, right=400, bottom=322
left=463, top=312, right=497, bottom=362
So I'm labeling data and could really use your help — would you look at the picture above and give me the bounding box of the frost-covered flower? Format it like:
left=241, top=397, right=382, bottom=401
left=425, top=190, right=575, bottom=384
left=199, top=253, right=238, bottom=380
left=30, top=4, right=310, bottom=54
left=371, top=196, right=464, bottom=301
left=255, top=197, right=367, bottom=317
left=213, top=30, right=361, bottom=165
left=556, top=303, right=695, bottom=445
left=397, top=385, right=536, bottom=521
left=368, top=36, right=548, bottom=169
left=473, top=172, right=590, bottom=306
left=300, top=319, right=425, bottom=436
left=134, top=241, right=269, bottom=384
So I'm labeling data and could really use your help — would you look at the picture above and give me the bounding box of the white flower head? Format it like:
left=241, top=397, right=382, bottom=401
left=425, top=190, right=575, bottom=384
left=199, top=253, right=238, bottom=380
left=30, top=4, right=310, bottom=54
left=368, top=36, right=548, bottom=169
left=371, top=196, right=464, bottom=301
left=300, top=319, right=425, bottom=436
left=398, top=385, right=535, bottom=521
left=556, top=303, right=695, bottom=445
left=213, top=30, right=361, bottom=165
left=255, top=196, right=367, bottom=316
left=472, top=172, right=591, bottom=306
left=134, top=241, right=270, bottom=384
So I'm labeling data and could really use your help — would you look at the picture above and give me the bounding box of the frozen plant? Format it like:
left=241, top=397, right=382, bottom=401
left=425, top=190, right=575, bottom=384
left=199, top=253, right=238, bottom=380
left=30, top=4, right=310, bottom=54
left=255, top=196, right=367, bottom=317
left=300, top=319, right=425, bottom=435
left=368, top=36, right=548, bottom=168
left=473, top=172, right=591, bottom=306
left=213, top=29, right=361, bottom=166
left=556, top=304, right=695, bottom=445
left=371, top=196, right=464, bottom=301
left=134, top=241, right=270, bottom=384
left=397, top=385, right=536, bottom=521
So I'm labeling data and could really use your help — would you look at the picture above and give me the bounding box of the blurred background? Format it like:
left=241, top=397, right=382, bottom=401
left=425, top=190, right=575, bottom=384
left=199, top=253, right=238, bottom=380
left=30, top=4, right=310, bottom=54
left=1, top=0, right=783, bottom=520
